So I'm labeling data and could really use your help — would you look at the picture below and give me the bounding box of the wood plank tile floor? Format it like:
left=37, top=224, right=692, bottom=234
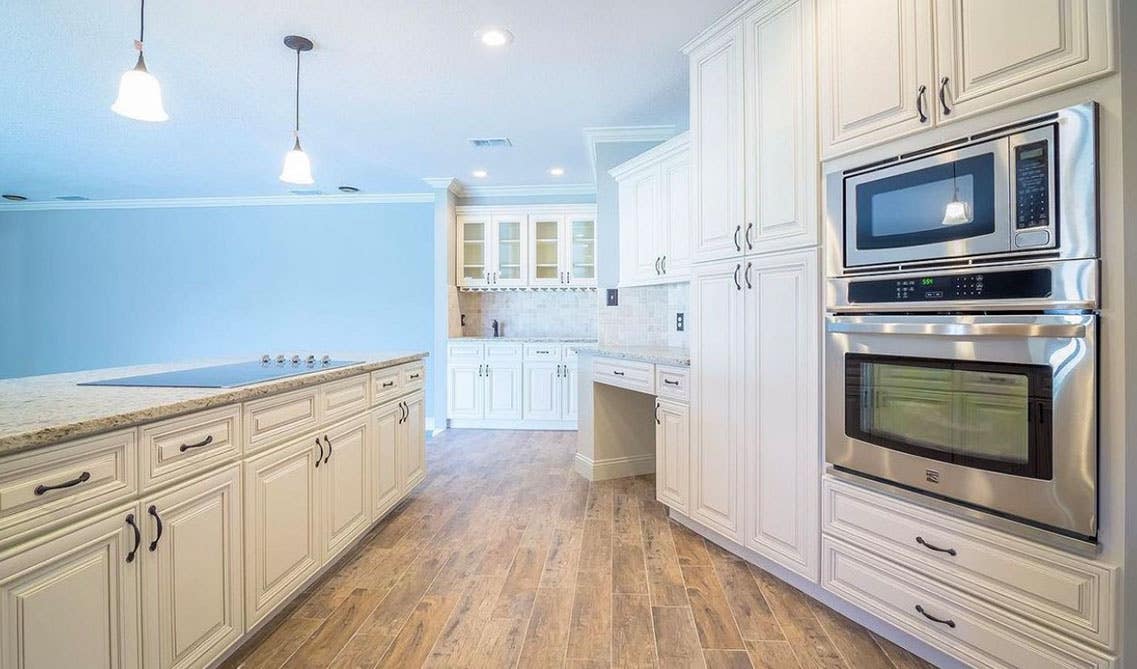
left=223, top=430, right=938, bottom=669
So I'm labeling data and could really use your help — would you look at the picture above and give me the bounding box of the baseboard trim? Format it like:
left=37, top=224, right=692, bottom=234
left=447, top=419, right=577, bottom=431
left=573, top=452, right=655, bottom=481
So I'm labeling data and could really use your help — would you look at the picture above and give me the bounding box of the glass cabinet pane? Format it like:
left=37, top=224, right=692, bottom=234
left=496, top=219, right=523, bottom=281
left=461, top=220, right=486, bottom=280
left=533, top=218, right=560, bottom=280
left=569, top=218, right=596, bottom=280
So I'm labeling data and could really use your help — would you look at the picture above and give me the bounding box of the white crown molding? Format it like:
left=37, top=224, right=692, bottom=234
left=458, top=183, right=596, bottom=198
left=0, top=193, right=435, bottom=212
left=422, top=178, right=465, bottom=196
left=608, top=131, right=691, bottom=180
left=680, top=0, right=766, bottom=54
left=581, top=125, right=678, bottom=181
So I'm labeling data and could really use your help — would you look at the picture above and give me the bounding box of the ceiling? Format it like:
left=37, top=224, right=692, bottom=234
left=0, top=0, right=737, bottom=202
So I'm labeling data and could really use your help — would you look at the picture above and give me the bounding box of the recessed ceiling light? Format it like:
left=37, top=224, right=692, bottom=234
left=472, top=169, right=488, bottom=179
left=478, top=28, right=514, bottom=47
left=2, top=194, right=27, bottom=202
left=548, top=167, right=565, bottom=177
left=338, top=185, right=360, bottom=193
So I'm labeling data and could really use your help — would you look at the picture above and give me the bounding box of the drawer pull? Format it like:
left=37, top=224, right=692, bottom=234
left=916, top=536, right=957, bottom=556
left=179, top=434, right=214, bottom=452
left=536, top=350, right=550, bottom=354
left=382, top=380, right=395, bottom=388
left=148, top=505, right=163, bottom=552
left=125, top=513, right=141, bottom=563
left=663, top=379, right=680, bottom=386
left=915, top=604, right=956, bottom=629
left=409, top=373, right=421, bottom=380
left=34, top=471, right=91, bottom=496
left=612, top=370, right=625, bottom=376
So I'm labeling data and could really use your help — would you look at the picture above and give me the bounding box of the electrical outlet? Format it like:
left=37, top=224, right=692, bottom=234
left=676, top=312, right=685, bottom=332
left=606, top=289, right=619, bottom=306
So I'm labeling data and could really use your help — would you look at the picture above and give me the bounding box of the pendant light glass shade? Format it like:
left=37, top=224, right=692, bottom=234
left=112, top=53, right=169, bottom=122
left=941, top=199, right=972, bottom=226
left=280, top=136, right=314, bottom=185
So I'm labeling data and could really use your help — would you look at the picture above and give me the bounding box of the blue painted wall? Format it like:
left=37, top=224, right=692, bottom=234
left=0, top=202, right=439, bottom=415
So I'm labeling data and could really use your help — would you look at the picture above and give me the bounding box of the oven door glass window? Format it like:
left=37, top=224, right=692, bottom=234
left=853, top=154, right=997, bottom=250
left=844, top=354, right=1053, bottom=478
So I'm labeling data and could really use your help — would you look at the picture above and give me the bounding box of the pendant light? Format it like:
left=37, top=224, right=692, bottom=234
left=111, top=0, right=169, bottom=122
left=280, top=35, right=315, bottom=185
left=941, top=161, right=972, bottom=226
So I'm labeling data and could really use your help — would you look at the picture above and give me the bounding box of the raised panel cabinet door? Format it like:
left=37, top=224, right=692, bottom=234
left=371, top=403, right=401, bottom=520
left=655, top=400, right=690, bottom=514
left=661, top=153, right=691, bottom=280
left=689, top=259, right=746, bottom=542
left=243, top=438, right=321, bottom=627
left=743, top=249, right=820, bottom=582
left=0, top=506, right=141, bottom=669
left=141, top=466, right=242, bottom=669
left=564, top=214, right=598, bottom=287
left=618, top=180, right=641, bottom=288
left=745, top=0, right=819, bottom=254
left=530, top=214, right=564, bottom=287
left=457, top=214, right=492, bottom=288
left=633, top=170, right=663, bottom=283
left=562, top=365, right=579, bottom=423
left=398, top=395, right=427, bottom=492
left=689, top=23, right=746, bottom=264
left=523, top=362, right=562, bottom=421
left=447, top=363, right=484, bottom=421
left=320, top=416, right=371, bottom=561
left=492, top=215, right=528, bottom=287
left=484, top=363, right=524, bottom=421
left=818, top=0, right=934, bottom=158
left=933, top=0, right=1115, bottom=123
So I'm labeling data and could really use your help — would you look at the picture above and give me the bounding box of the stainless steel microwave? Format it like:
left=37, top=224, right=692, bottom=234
left=825, top=103, right=1098, bottom=275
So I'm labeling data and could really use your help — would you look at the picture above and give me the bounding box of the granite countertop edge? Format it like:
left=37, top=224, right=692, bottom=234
left=0, top=353, right=428, bottom=456
left=449, top=337, right=600, bottom=343
left=574, top=346, right=690, bottom=367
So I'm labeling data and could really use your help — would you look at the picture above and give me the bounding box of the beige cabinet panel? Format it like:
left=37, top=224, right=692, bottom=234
left=371, top=403, right=402, bottom=521
left=320, top=416, right=371, bottom=561
left=399, top=395, right=427, bottom=493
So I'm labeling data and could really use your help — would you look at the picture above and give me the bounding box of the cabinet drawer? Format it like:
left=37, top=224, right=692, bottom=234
left=485, top=343, right=524, bottom=362
left=822, top=537, right=1115, bottom=669
left=139, top=405, right=242, bottom=491
left=447, top=342, right=484, bottom=361
left=243, top=387, right=319, bottom=453
left=401, top=363, right=425, bottom=393
left=321, top=374, right=370, bottom=423
left=0, top=430, right=137, bottom=545
left=593, top=358, right=655, bottom=394
left=822, top=479, right=1118, bottom=650
left=564, top=346, right=588, bottom=363
left=525, top=344, right=562, bottom=362
left=371, top=368, right=402, bottom=406
left=655, top=365, right=689, bottom=402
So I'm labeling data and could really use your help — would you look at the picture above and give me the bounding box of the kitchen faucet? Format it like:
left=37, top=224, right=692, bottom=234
left=492, top=320, right=501, bottom=338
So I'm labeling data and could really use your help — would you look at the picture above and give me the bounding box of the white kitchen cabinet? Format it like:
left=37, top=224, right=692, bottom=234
left=484, top=362, right=524, bottom=421
left=744, top=0, right=818, bottom=253
left=447, top=362, right=484, bottom=421
left=562, top=363, right=579, bottom=423
left=689, top=259, right=746, bottom=542
left=689, top=23, right=746, bottom=264
left=320, top=415, right=371, bottom=561
left=457, top=214, right=492, bottom=288
left=456, top=205, right=596, bottom=289
left=448, top=342, right=581, bottom=428
left=524, top=362, right=563, bottom=421
left=141, top=465, right=242, bottom=669
left=456, top=213, right=528, bottom=288
left=933, top=0, right=1115, bottom=123
left=529, top=213, right=598, bottom=288
left=660, top=151, right=691, bottom=277
left=370, top=402, right=402, bottom=520
left=243, top=437, right=322, bottom=627
left=743, top=249, right=820, bottom=581
left=655, top=399, right=690, bottom=515
left=0, top=506, right=141, bottom=669
left=563, top=213, right=598, bottom=287
left=398, top=394, right=426, bottom=492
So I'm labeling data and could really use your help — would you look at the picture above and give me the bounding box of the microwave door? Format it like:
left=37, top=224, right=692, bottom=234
left=845, top=139, right=1012, bottom=268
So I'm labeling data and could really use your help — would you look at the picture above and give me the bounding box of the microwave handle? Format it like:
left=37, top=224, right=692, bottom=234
left=826, top=318, right=1087, bottom=339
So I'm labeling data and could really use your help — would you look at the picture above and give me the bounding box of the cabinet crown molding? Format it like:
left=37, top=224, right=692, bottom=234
left=609, top=132, right=691, bottom=180
left=681, top=0, right=771, bottom=54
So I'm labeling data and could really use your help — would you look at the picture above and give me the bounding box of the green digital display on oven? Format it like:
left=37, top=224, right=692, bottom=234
left=921, top=278, right=934, bottom=286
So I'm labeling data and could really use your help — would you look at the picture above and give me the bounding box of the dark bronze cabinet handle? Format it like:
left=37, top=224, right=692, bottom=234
left=655, top=257, right=661, bottom=275
left=745, top=262, right=753, bottom=290
left=409, top=373, right=420, bottom=380
left=916, top=536, right=957, bottom=556
left=315, top=437, right=323, bottom=468
left=147, top=505, right=163, bottom=552
left=612, top=370, right=625, bottom=376
left=323, top=436, right=332, bottom=464
left=478, top=364, right=483, bottom=377
left=663, top=379, right=680, bottom=386
left=733, top=225, right=742, bottom=252
left=382, top=380, right=395, bottom=388
left=938, top=77, right=951, bottom=115
left=916, top=84, right=928, bottom=122
left=915, top=604, right=956, bottom=628
left=125, top=513, right=141, bottom=563
left=179, top=434, right=214, bottom=453
left=34, top=471, right=91, bottom=496
left=745, top=223, right=754, bottom=249
left=655, top=403, right=661, bottom=425
left=733, top=264, right=742, bottom=291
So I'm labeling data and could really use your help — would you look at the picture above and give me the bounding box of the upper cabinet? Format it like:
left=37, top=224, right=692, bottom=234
left=612, top=133, right=691, bottom=287
left=818, top=0, right=1115, bottom=159
left=456, top=205, right=596, bottom=289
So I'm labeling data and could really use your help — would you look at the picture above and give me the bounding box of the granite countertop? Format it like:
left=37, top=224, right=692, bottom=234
left=0, top=352, right=427, bottom=455
left=451, top=337, right=599, bottom=343
left=575, top=345, right=690, bottom=367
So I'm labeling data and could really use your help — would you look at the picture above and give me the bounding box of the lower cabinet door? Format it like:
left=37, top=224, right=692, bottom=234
left=320, top=416, right=371, bottom=562
left=243, top=437, right=322, bottom=627
left=523, top=362, right=562, bottom=421
left=562, top=365, right=579, bottom=423
left=0, top=505, right=141, bottom=669
left=371, top=403, right=402, bottom=520
left=655, top=399, right=690, bottom=514
left=484, top=364, right=524, bottom=421
left=141, top=465, right=242, bottom=669
left=447, top=363, right=484, bottom=420
left=399, top=395, right=427, bottom=492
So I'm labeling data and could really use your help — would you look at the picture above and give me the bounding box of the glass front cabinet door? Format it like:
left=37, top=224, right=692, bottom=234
left=565, top=214, right=597, bottom=287
left=492, top=214, right=528, bottom=287
left=458, top=214, right=491, bottom=287
left=529, top=214, right=564, bottom=287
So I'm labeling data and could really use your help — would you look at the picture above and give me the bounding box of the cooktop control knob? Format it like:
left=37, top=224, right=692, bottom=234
left=261, top=354, right=271, bottom=365
left=276, top=355, right=286, bottom=364
left=306, top=355, right=316, bottom=366
left=291, top=355, right=301, bottom=365
left=321, top=355, right=331, bottom=365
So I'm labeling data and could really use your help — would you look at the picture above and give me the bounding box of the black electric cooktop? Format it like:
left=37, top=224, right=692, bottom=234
left=79, top=358, right=362, bottom=389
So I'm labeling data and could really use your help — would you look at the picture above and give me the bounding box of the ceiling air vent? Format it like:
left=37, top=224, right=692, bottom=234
left=468, top=137, right=513, bottom=149
left=290, top=189, right=324, bottom=196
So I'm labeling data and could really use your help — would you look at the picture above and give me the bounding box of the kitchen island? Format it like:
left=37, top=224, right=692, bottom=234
left=0, top=353, right=427, bottom=669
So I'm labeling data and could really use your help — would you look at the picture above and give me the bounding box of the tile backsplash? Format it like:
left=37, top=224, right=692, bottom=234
left=598, top=283, right=688, bottom=349
left=457, top=289, right=598, bottom=339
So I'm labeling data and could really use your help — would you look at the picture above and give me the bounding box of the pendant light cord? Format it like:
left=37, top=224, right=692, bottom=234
left=139, top=0, right=145, bottom=45
left=295, top=48, right=301, bottom=135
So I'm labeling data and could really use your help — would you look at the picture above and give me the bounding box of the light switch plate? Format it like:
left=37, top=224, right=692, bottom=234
left=607, top=289, right=619, bottom=306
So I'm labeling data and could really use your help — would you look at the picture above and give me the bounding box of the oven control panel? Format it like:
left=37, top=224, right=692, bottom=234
left=848, top=268, right=1052, bottom=303
left=1014, top=140, right=1051, bottom=230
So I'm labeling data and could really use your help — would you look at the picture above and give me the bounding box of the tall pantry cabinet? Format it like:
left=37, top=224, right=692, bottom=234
left=685, top=0, right=821, bottom=581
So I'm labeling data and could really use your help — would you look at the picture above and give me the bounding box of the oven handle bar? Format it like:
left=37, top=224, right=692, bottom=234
left=825, top=318, right=1088, bottom=339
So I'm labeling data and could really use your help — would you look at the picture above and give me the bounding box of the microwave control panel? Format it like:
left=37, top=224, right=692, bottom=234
left=848, top=268, right=1052, bottom=303
left=1014, top=140, right=1051, bottom=230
